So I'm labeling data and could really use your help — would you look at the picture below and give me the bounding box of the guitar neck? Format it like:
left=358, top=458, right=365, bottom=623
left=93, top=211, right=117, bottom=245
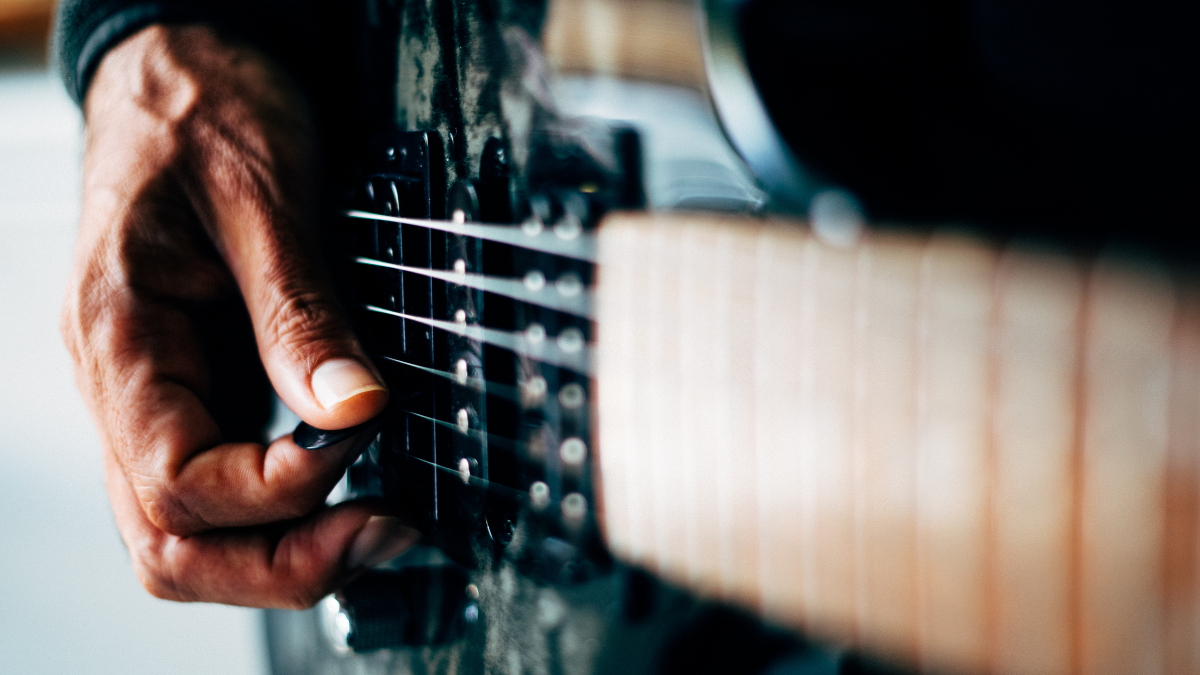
left=596, top=212, right=1200, bottom=675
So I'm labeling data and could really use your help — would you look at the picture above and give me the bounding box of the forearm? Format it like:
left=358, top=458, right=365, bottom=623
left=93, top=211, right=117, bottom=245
left=596, top=212, right=1200, bottom=674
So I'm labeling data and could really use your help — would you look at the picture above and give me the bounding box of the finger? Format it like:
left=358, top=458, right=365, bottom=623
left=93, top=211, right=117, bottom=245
left=91, top=289, right=373, bottom=534
left=184, top=102, right=387, bottom=431
left=106, top=453, right=420, bottom=608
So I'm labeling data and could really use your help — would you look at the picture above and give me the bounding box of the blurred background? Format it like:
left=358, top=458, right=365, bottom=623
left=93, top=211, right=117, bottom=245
left=0, top=1, right=265, bottom=672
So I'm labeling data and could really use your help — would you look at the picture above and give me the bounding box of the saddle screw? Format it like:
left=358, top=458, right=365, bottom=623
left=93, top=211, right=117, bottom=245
left=530, top=481, right=550, bottom=511
left=555, top=272, right=582, bottom=297
left=524, top=269, right=546, bottom=291
left=557, top=327, right=584, bottom=353
left=562, top=493, right=587, bottom=529
left=525, top=323, right=546, bottom=345
left=560, top=438, right=587, bottom=466
left=558, top=383, right=585, bottom=409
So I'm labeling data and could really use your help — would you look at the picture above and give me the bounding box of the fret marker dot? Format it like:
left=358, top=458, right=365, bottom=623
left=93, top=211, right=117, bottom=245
left=455, top=309, right=467, bottom=324
left=456, top=408, right=470, bottom=434
left=455, top=359, right=469, bottom=385
left=453, top=259, right=467, bottom=274
left=458, top=458, right=471, bottom=484
left=525, top=323, right=546, bottom=345
left=524, top=270, right=546, bottom=292
left=452, top=209, right=466, bottom=224
left=557, top=327, right=584, bottom=354
left=558, top=383, right=585, bottom=409
left=530, top=481, right=550, bottom=511
left=562, top=493, right=587, bottom=527
left=560, top=438, right=587, bottom=466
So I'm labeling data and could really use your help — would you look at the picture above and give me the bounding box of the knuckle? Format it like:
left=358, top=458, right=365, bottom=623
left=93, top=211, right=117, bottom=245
left=282, top=587, right=325, bottom=611
left=136, top=566, right=182, bottom=602
left=127, top=536, right=185, bottom=602
left=270, top=538, right=336, bottom=610
left=134, top=478, right=207, bottom=537
left=275, top=493, right=322, bottom=523
left=262, top=286, right=347, bottom=357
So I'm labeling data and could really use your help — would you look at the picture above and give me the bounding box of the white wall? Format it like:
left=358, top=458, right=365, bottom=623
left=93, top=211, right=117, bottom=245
left=0, top=69, right=265, bottom=675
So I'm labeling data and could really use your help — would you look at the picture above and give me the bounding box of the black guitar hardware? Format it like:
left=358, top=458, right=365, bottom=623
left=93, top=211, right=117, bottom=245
left=263, top=2, right=873, bottom=673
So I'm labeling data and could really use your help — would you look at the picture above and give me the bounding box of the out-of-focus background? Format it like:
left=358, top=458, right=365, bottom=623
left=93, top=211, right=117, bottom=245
left=0, top=1, right=265, bottom=672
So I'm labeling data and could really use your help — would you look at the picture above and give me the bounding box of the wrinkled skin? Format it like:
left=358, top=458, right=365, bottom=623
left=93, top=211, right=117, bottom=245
left=61, top=24, right=418, bottom=608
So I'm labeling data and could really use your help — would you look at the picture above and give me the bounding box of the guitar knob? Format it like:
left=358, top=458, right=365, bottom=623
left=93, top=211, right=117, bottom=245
left=319, top=566, right=476, bottom=652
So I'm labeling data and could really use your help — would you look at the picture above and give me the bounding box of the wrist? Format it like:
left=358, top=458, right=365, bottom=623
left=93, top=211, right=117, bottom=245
left=85, top=24, right=301, bottom=130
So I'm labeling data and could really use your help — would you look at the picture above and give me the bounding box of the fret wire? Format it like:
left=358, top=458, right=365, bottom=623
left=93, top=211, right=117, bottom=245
left=355, top=257, right=593, bottom=318
left=362, top=304, right=593, bottom=375
left=344, top=209, right=597, bottom=262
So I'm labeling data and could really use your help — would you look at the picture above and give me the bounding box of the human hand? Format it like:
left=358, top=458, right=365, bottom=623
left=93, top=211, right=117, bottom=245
left=61, top=24, right=417, bottom=608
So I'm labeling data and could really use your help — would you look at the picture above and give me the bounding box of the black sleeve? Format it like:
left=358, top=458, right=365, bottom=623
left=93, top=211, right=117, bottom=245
left=53, top=0, right=217, bottom=104
left=52, top=0, right=348, bottom=107
left=53, top=0, right=395, bottom=210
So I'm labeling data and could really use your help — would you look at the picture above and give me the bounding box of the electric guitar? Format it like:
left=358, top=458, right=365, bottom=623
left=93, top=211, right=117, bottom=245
left=263, top=2, right=1200, bottom=674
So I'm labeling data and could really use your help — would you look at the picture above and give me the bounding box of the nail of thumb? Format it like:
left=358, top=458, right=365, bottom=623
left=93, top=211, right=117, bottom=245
left=347, top=516, right=420, bottom=570
left=311, top=358, right=385, bottom=410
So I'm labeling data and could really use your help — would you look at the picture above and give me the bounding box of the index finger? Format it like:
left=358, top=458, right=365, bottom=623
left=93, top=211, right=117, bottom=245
left=105, top=451, right=420, bottom=608
left=92, top=285, right=378, bottom=536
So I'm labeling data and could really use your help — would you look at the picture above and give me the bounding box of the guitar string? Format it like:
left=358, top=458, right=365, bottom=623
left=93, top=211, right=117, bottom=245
left=354, top=256, right=594, bottom=318
left=361, top=303, right=593, bottom=375
left=344, top=210, right=597, bottom=262
left=375, top=353, right=564, bottom=415
left=377, top=353, right=491, bottom=393
left=398, top=452, right=528, bottom=501
left=349, top=212, right=591, bottom=502
left=397, top=408, right=577, bottom=500
left=399, top=408, right=540, bottom=462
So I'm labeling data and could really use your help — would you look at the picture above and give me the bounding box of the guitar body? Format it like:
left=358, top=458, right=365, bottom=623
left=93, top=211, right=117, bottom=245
left=263, top=2, right=1199, bottom=674
left=264, top=2, right=844, bottom=674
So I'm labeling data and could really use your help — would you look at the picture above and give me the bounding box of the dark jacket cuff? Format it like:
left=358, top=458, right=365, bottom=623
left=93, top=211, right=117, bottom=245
left=53, top=0, right=214, bottom=105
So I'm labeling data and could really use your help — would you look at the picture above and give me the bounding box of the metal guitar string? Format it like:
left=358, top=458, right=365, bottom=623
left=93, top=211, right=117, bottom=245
left=376, top=354, right=562, bottom=415
left=400, top=408, right=535, bottom=461
left=400, top=452, right=527, bottom=501
left=354, top=257, right=594, bottom=318
left=350, top=209, right=595, bottom=512
left=344, top=210, right=598, bottom=262
left=377, top=353, right=490, bottom=393
left=362, top=304, right=592, bottom=375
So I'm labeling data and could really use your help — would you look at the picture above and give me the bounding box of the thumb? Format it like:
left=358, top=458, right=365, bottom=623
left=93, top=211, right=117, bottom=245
left=218, top=206, right=387, bottom=430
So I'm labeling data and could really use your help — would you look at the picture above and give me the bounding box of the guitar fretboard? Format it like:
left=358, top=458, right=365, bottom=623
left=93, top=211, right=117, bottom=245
left=596, top=212, right=1200, bottom=675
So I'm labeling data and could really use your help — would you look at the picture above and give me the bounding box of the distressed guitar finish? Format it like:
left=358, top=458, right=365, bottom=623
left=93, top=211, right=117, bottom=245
left=264, top=2, right=842, bottom=674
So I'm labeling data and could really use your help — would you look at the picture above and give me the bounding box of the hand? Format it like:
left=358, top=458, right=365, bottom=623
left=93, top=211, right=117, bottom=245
left=61, top=24, right=417, bottom=608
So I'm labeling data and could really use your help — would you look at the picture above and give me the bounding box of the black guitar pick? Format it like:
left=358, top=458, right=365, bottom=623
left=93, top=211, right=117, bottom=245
left=293, top=416, right=383, bottom=450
